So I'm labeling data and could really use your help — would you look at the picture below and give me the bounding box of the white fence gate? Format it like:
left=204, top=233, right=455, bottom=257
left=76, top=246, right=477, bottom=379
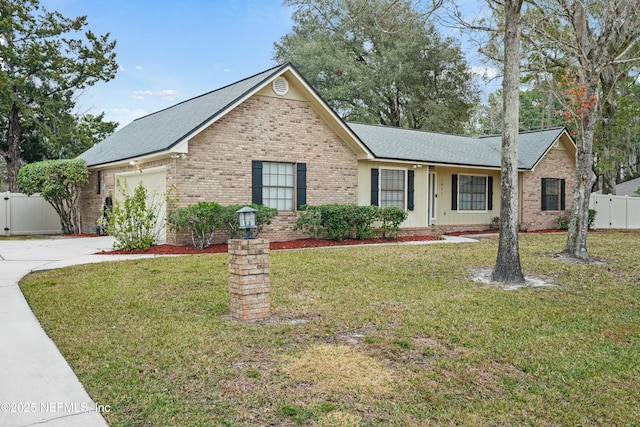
left=589, top=193, right=640, bottom=229
left=1, top=192, right=61, bottom=236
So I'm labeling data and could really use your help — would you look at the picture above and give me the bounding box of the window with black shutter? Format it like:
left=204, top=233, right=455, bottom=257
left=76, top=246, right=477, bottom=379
left=541, top=178, right=566, bottom=211
left=251, top=161, right=307, bottom=211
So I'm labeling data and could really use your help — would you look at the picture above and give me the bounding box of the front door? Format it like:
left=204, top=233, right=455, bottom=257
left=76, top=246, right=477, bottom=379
left=429, top=171, right=437, bottom=225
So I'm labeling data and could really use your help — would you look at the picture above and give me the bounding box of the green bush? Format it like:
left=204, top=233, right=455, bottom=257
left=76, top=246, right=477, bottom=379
left=108, top=181, right=164, bottom=251
left=295, top=204, right=409, bottom=241
left=317, top=204, right=354, bottom=241
left=222, top=204, right=278, bottom=239
left=379, top=206, right=409, bottom=239
left=588, top=209, right=597, bottom=229
left=557, top=209, right=597, bottom=230
left=293, top=205, right=323, bottom=239
left=167, top=202, right=223, bottom=249
left=351, top=205, right=379, bottom=239
left=557, top=214, right=570, bottom=230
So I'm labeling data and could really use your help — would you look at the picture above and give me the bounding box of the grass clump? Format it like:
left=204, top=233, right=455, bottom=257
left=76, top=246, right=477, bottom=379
left=19, top=230, right=640, bottom=426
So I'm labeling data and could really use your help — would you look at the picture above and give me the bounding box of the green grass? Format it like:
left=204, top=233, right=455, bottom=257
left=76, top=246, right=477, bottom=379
left=0, top=234, right=54, bottom=240
left=20, top=231, right=640, bottom=426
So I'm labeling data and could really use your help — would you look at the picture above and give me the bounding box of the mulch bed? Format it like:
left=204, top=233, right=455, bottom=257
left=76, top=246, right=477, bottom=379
left=103, top=235, right=443, bottom=255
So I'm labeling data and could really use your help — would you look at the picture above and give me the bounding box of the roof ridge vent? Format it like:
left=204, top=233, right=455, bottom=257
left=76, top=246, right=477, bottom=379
left=272, top=76, right=289, bottom=96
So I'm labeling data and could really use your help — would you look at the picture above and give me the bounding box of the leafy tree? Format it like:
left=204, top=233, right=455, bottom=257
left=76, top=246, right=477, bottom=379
left=523, top=0, right=640, bottom=260
left=596, top=73, right=640, bottom=194
left=17, top=158, right=88, bottom=234
left=274, top=0, right=478, bottom=133
left=472, top=0, right=640, bottom=260
left=0, top=0, right=118, bottom=191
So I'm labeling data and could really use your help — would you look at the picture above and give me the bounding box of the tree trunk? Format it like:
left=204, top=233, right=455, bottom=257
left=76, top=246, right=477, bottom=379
left=564, top=81, right=598, bottom=260
left=491, top=0, right=525, bottom=284
left=6, top=101, right=21, bottom=192
left=563, top=1, right=599, bottom=261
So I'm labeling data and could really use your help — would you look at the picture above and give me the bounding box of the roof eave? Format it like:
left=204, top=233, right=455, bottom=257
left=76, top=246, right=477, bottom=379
left=369, top=156, right=508, bottom=171
left=84, top=148, right=178, bottom=169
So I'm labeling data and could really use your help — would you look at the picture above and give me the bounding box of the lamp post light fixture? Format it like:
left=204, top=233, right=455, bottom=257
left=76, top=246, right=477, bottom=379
left=236, top=206, right=257, bottom=239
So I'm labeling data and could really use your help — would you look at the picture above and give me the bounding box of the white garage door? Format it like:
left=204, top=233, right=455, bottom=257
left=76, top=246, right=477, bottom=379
left=115, top=167, right=167, bottom=244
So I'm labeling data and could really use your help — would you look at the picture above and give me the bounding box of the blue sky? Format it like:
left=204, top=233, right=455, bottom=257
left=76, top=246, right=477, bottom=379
left=40, top=0, right=496, bottom=129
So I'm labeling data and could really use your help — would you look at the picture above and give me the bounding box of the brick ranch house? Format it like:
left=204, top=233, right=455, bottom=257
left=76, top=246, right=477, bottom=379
left=78, top=63, right=576, bottom=244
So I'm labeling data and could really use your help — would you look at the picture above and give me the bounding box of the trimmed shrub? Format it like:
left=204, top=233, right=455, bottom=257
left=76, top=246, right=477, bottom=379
left=588, top=209, right=597, bottom=229
left=317, top=204, right=354, bottom=241
left=295, top=204, right=409, bottom=241
left=167, top=202, right=223, bottom=249
left=379, top=206, right=409, bottom=239
left=293, top=205, right=323, bottom=239
left=557, top=209, right=597, bottom=230
left=557, top=214, right=570, bottom=230
left=351, top=205, right=379, bottom=240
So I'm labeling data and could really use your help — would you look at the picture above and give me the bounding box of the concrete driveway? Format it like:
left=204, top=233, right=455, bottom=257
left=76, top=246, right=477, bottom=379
left=0, top=236, right=158, bottom=427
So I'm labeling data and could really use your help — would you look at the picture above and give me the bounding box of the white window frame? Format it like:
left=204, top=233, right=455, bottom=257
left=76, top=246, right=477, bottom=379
left=262, top=161, right=295, bottom=211
left=379, top=167, right=407, bottom=209
left=457, top=174, right=488, bottom=213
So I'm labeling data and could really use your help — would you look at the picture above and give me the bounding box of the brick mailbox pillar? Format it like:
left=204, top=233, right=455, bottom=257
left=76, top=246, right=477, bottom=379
left=228, top=238, right=271, bottom=321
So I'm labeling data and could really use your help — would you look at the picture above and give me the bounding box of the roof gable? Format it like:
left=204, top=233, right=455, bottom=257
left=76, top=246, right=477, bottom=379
left=348, top=123, right=573, bottom=170
left=80, top=63, right=372, bottom=167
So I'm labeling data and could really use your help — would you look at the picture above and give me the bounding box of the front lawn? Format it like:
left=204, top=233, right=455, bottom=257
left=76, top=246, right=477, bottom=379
left=20, top=231, right=640, bottom=426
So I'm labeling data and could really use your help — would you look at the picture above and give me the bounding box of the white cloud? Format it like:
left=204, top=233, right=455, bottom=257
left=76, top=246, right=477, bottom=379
left=132, top=89, right=179, bottom=101
left=470, top=66, right=499, bottom=80
left=135, top=65, right=144, bottom=71
left=157, top=89, right=179, bottom=100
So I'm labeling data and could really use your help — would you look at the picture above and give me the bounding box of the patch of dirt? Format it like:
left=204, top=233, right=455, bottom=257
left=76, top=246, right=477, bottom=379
left=470, top=268, right=557, bottom=290
left=282, top=344, right=394, bottom=398
left=548, top=252, right=609, bottom=265
left=100, top=235, right=442, bottom=255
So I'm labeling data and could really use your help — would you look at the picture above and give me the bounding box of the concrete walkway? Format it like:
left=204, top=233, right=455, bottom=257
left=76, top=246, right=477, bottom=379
left=0, top=236, right=158, bottom=427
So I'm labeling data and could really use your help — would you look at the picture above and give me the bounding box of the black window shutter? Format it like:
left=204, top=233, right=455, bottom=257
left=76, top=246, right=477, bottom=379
left=560, top=179, right=566, bottom=210
left=371, top=168, right=379, bottom=206
left=252, top=160, right=263, bottom=205
left=488, top=176, right=493, bottom=210
left=451, top=174, right=458, bottom=210
left=296, top=163, right=307, bottom=210
left=541, top=178, right=547, bottom=210
left=407, top=170, right=415, bottom=211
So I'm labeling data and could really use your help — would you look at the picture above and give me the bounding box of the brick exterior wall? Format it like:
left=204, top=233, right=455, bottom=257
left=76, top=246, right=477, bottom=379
left=521, top=146, right=575, bottom=231
left=170, top=94, right=358, bottom=244
left=79, top=94, right=359, bottom=244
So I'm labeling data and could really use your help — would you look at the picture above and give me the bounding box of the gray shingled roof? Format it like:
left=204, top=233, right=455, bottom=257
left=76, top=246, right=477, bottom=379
left=80, top=64, right=288, bottom=167
left=79, top=61, right=570, bottom=171
left=347, top=123, right=568, bottom=170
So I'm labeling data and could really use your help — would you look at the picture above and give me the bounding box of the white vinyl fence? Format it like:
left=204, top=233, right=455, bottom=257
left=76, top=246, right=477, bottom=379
left=1, top=192, right=62, bottom=236
left=589, top=193, right=640, bottom=229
